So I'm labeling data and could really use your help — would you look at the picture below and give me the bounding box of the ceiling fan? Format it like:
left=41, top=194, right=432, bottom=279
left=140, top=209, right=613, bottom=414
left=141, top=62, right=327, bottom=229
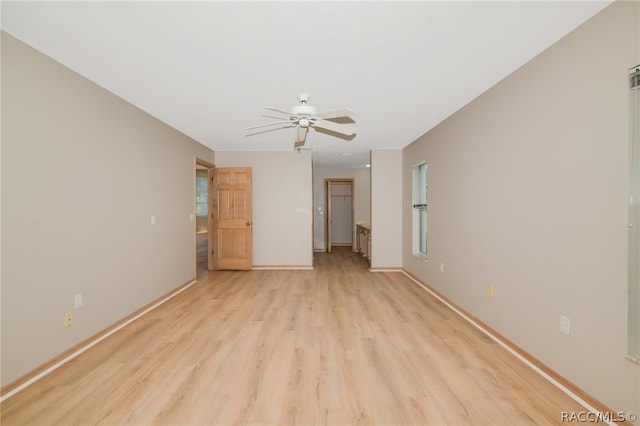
left=246, top=94, right=356, bottom=147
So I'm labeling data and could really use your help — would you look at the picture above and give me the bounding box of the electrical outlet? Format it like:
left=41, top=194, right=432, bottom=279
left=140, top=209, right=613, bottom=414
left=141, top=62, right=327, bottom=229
left=560, top=315, right=570, bottom=335
left=439, top=262, right=444, bottom=272
left=487, top=285, right=494, bottom=298
left=74, top=293, right=83, bottom=309
left=64, top=312, right=73, bottom=327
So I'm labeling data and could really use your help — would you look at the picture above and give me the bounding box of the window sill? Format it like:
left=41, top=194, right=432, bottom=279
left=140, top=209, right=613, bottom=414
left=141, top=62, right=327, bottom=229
left=413, top=253, right=428, bottom=263
left=626, top=354, right=640, bottom=366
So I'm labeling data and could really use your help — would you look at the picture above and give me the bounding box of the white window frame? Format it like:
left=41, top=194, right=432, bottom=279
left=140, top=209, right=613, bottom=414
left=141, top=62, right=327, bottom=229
left=628, top=65, right=640, bottom=361
left=412, top=161, right=428, bottom=261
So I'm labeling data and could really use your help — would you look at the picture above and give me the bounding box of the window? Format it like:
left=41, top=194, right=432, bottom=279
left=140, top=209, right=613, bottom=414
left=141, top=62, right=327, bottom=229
left=628, top=65, right=640, bottom=360
left=196, top=176, right=208, bottom=217
left=412, top=161, right=428, bottom=259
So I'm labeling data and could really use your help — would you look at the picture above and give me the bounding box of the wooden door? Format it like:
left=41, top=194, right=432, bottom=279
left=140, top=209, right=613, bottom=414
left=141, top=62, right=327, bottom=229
left=207, top=166, right=214, bottom=270
left=212, top=167, right=252, bottom=270
left=325, top=180, right=333, bottom=253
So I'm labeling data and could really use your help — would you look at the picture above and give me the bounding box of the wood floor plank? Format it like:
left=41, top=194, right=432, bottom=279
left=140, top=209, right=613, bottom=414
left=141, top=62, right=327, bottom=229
left=1, top=247, right=586, bottom=425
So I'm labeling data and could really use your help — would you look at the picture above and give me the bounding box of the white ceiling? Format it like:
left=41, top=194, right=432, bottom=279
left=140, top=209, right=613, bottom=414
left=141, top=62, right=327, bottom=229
left=1, top=1, right=612, bottom=168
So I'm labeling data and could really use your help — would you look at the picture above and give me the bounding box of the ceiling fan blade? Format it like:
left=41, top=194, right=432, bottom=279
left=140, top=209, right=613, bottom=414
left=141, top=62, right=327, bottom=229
left=264, top=107, right=293, bottom=116
left=263, top=114, right=291, bottom=121
left=245, top=120, right=291, bottom=131
left=245, top=124, right=295, bottom=136
left=296, top=126, right=308, bottom=143
left=314, top=108, right=355, bottom=120
left=312, top=119, right=357, bottom=136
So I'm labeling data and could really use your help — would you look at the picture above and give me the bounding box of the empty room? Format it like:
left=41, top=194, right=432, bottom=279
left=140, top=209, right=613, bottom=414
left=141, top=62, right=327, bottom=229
left=1, top=1, right=639, bottom=425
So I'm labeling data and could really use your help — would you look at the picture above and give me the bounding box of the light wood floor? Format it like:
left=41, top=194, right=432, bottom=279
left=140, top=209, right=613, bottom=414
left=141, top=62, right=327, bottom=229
left=197, top=232, right=209, bottom=278
left=1, top=247, right=585, bottom=425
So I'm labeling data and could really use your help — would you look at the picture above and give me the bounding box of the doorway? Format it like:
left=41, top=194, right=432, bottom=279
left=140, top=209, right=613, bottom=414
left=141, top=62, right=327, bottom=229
left=325, top=179, right=355, bottom=253
left=195, top=158, right=214, bottom=278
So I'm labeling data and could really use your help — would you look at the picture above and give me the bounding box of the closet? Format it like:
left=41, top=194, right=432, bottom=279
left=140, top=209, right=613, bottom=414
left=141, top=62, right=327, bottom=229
left=325, top=179, right=354, bottom=252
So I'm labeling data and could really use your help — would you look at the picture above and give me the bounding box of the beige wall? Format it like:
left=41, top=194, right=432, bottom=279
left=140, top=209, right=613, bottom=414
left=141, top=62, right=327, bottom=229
left=214, top=151, right=313, bottom=267
left=1, top=33, right=215, bottom=386
left=371, top=150, right=403, bottom=268
left=313, top=167, right=371, bottom=251
left=403, top=1, right=639, bottom=414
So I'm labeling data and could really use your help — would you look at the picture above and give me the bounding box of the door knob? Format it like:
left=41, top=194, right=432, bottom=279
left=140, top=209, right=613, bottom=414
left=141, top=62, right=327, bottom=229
left=246, top=221, right=252, bottom=226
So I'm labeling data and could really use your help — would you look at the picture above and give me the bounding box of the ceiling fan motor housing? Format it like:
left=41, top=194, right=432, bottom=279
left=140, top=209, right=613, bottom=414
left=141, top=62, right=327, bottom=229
left=291, top=105, right=316, bottom=117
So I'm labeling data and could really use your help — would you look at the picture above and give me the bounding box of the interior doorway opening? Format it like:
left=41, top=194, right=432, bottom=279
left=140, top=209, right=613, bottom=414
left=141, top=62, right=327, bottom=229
left=195, top=158, right=214, bottom=279
left=324, top=178, right=355, bottom=253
